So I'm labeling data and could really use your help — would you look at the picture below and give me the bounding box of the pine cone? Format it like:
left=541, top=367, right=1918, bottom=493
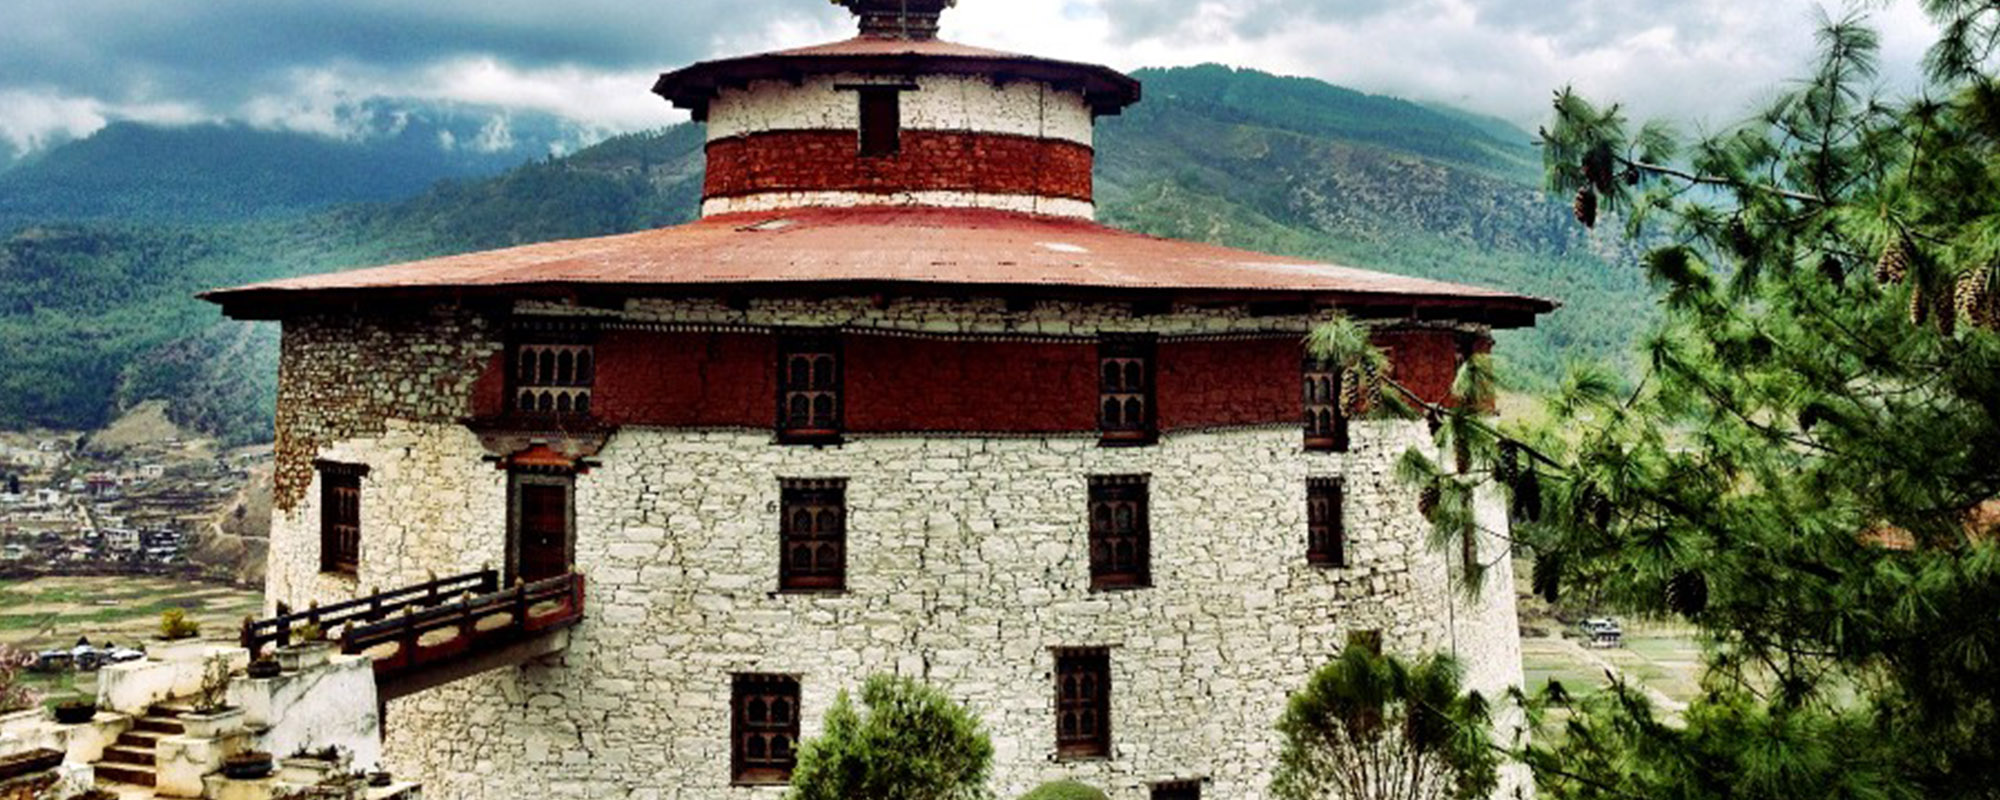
left=1518, top=471, right=1543, bottom=522
left=1574, top=187, right=1599, bottom=229
left=1583, top=145, right=1617, bottom=195
left=1876, top=237, right=1911, bottom=284
left=1818, top=254, right=1845, bottom=285
left=1957, top=266, right=1996, bottom=329
left=1727, top=217, right=1756, bottom=260
left=1622, top=166, right=1641, bottom=187
left=1497, top=442, right=1520, bottom=484
left=1935, top=287, right=1958, bottom=337
left=1910, top=283, right=1931, bottom=326
left=1532, top=553, right=1563, bottom=604
left=1666, top=571, right=1709, bottom=617
left=1419, top=485, right=1442, bottom=518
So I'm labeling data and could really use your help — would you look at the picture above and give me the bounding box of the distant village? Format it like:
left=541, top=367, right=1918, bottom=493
left=0, top=421, right=268, bottom=579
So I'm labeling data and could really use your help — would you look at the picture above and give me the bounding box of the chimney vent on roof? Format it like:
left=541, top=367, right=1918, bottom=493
left=836, top=0, right=956, bottom=40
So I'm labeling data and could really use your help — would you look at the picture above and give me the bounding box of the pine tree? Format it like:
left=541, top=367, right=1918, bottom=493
left=1331, top=8, right=2000, bottom=799
left=1502, top=9, right=2000, bottom=799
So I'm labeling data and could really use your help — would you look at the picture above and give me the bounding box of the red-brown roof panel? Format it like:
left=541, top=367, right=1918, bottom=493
left=201, top=206, right=1558, bottom=324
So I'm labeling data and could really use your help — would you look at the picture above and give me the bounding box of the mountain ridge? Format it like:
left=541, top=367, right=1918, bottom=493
left=0, top=65, right=1642, bottom=443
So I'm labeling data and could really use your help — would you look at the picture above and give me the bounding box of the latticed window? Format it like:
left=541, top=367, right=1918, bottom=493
left=778, top=333, right=842, bottom=443
left=1303, top=359, right=1349, bottom=452
left=1099, top=334, right=1156, bottom=445
left=1153, top=781, right=1202, bottom=800
left=1088, top=476, right=1150, bottom=589
left=1055, top=649, right=1112, bottom=759
left=1308, top=478, right=1346, bottom=567
left=315, top=461, right=367, bottom=575
left=512, top=343, right=594, bottom=416
left=732, top=674, right=800, bottom=785
left=780, top=479, right=846, bottom=591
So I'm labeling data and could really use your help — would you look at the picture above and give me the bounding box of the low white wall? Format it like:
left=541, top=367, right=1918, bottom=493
left=236, top=654, right=384, bottom=770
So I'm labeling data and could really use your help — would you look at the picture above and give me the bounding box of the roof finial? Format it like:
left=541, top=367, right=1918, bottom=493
left=834, top=0, right=956, bottom=40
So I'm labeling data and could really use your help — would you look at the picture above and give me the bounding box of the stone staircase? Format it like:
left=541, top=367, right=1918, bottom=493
left=93, top=709, right=184, bottom=789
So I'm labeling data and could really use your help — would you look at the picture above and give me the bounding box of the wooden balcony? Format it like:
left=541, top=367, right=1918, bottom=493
left=242, top=570, right=586, bottom=700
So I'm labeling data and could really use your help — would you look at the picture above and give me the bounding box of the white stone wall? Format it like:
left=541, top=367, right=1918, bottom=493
left=703, top=190, right=1095, bottom=221
left=706, top=73, right=1096, bottom=147
left=263, top=299, right=1526, bottom=800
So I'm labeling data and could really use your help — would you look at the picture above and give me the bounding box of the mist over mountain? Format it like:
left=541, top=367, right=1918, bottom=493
left=0, top=65, right=1643, bottom=444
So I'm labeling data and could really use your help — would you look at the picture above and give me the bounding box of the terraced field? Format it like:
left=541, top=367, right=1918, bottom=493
left=0, top=575, right=262, bottom=703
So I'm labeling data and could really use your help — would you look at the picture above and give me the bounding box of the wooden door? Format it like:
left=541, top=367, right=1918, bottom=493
left=514, top=479, right=571, bottom=583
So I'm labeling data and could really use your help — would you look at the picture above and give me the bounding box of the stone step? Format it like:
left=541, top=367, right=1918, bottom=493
left=99, top=745, right=156, bottom=766
left=116, top=729, right=167, bottom=749
left=95, top=762, right=156, bottom=787
left=131, top=715, right=184, bottom=735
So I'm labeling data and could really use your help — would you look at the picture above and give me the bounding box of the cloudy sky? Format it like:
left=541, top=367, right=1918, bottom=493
left=0, top=0, right=1947, bottom=159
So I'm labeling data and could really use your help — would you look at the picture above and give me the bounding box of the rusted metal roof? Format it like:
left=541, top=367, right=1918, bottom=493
left=202, top=206, right=1558, bottom=325
left=653, top=36, right=1143, bottom=119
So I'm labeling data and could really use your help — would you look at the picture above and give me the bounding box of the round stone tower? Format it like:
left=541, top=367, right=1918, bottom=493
left=208, top=2, right=1545, bottom=799
left=655, top=0, right=1138, bottom=219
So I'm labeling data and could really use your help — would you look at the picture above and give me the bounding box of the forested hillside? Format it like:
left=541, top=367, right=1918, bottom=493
left=0, top=66, right=1645, bottom=444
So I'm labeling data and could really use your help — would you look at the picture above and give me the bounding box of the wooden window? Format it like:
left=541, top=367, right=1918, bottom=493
left=858, top=88, right=902, bottom=157
left=1088, top=476, right=1150, bottom=589
left=1153, top=781, right=1202, bottom=800
left=316, top=461, right=367, bottom=575
left=732, top=674, right=801, bottom=785
left=780, top=479, right=847, bottom=592
left=1303, top=359, right=1349, bottom=452
left=508, top=472, right=574, bottom=584
left=1099, top=334, right=1156, bottom=445
left=1054, top=649, right=1112, bottom=759
left=1308, top=478, right=1345, bottom=567
left=511, top=342, right=594, bottom=416
left=778, top=332, right=842, bottom=443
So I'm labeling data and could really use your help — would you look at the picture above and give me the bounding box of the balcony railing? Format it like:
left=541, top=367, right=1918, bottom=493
left=241, top=569, right=587, bottom=686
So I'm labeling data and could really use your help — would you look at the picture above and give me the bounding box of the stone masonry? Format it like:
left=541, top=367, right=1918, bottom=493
left=263, top=296, right=1526, bottom=800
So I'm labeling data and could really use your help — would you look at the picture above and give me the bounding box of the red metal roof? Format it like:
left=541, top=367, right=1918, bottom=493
left=202, top=206, right=1558, bottom=325
left=653, top=36, right=1143, bottom=119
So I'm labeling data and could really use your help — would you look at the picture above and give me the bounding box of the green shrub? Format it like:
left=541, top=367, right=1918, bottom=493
left=1019, top=781, right=1108, bottom=800
left=787, top=674, right=993, bottom=800
left=159, top=608, right=200, bottom=640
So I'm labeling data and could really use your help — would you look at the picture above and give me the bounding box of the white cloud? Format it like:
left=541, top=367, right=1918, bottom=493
left=0, top=0, right=1956, bottom=158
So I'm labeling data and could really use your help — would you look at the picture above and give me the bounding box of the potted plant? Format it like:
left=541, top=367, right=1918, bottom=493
left=177, top=655, right=244, bottom=738
left=52, top=698, right=95, bottom=725
left=277, top=628, right=335, bottom=673
left=246, top=656, right=281, bottom=679
left=221, top=750, right=274, bottom=780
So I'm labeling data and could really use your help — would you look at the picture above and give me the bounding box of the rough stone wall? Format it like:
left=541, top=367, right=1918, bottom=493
left=264, top=297, right=1523, bottom=800
left=706, top=74, right=1096, bottom=147
left=271, top=309, right=502, bottom=513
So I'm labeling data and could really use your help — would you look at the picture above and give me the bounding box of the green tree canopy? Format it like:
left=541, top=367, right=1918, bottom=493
left=1272, top=644, right=1497, bottom=800
left=1403, top=5, right=2000, bottom=798
left=786, top=674, right=994, bottom=800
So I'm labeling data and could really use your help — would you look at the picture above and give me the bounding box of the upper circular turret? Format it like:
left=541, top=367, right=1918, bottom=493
left=653, top=1, right=1140, bottom=220
left=835, top=0, right=956, bottom=39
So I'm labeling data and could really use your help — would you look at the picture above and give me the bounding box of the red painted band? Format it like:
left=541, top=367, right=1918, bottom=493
left=704, top=129, right=1095, bottom=203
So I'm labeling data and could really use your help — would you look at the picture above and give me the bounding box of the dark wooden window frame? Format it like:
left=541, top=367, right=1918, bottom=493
left=857, top=87, right=903, bottom=158
left=1098, top=334, right=1158, bottom=446
left=507, top=319, right=598, bottom=419
left=779, top=479, right=847, bottom=593
left=1087, top=475, right=1151, bottom=590
left=1303, top=358, right=1350, bottom=452
left=776, top=331, right=844, bottom=445
left=315, top=461, right=368, bottom=576
left=506, top=470, right=576, bottom=586
left=1307, top=477, right=1346, bottom=567
left=732, top=673, right=802, bottom=785
left=1152, top=780, right=1203, bottom=800
left=1054, top=647, right=1113, bottom=760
